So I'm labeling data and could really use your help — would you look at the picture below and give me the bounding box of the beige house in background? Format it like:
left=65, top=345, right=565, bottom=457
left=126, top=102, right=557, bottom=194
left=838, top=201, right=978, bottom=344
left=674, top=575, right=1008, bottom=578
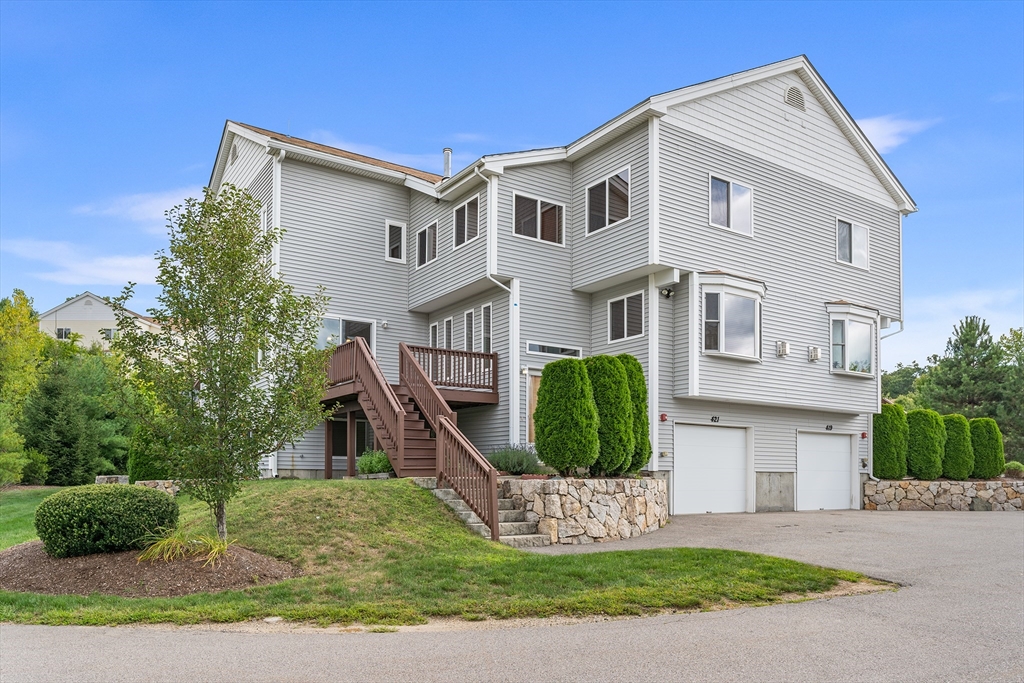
left=37, top=291, right=160, bottom=351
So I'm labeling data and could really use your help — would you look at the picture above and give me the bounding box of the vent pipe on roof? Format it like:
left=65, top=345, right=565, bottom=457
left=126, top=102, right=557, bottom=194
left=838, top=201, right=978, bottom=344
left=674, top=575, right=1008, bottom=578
left=443, top=148, right=452, bottom=179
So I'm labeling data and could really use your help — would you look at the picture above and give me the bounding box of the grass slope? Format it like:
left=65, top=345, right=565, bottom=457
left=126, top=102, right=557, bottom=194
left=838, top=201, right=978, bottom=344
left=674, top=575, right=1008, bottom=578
left=0, top=480, right=863, bottom=626
left=0, top=488, right=61, bottom=550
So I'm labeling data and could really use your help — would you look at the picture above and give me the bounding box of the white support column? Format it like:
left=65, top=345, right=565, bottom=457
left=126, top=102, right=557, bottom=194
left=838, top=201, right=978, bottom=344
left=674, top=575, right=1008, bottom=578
left=688, top=270, right=699, bottom=396
left=647, top=274, right=659, bottom=471
left=647, top=116, right=661, bottom=266
left=509, top=278, right=521, bottom=444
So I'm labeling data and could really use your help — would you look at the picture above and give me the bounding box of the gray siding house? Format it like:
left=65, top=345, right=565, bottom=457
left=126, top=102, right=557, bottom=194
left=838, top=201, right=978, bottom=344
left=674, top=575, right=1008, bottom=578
left=207, top=56, right=914, bottom=516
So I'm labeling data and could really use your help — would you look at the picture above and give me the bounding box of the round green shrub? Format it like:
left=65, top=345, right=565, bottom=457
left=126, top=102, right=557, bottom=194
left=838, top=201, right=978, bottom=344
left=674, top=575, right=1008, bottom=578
left=583, top=355, right=634, bottom=476
left=940, top=414, right=974, bottom=480
left=1004, top=460, right=1024, bottom=477
left=969, top=417, right=1005, bottom=479
left=533, top=358, right=599, bottom=476
left=356, top=450, right=394, bottom=475
left=873, top=403, right=908, bottom=479
left=616, top=354, right=651, bottom=474
left=34, top=484, right=179, bottom=558
left=906, top=409, right=945, bottom=480
left=126, top=426, right=170, bottom=483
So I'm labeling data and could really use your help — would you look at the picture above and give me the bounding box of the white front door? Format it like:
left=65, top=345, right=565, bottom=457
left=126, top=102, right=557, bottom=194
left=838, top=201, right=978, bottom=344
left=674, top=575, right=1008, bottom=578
left=673, top=425, right=748, bottom=514
left=797, top=433, right=855, bottom=511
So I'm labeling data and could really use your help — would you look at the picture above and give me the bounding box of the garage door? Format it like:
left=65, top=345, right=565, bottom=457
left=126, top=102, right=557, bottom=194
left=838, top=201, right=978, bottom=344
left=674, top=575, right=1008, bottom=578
left=674, top=425, right=747, bottom=514
left=797, top=433, right=854, bottom=511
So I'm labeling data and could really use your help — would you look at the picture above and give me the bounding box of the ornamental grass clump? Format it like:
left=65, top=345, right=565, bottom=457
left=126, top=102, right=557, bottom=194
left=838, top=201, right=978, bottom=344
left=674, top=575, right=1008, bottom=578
left=583, top=355, right=634, bottom=476
left=940, top=414, right=974, bottom=480
left=487, top=444, right=541, bottom=475
left=969, top=417, right=1006, bottom=479
left=533, top=358, right=599, bottom=476
left=873, top=403, right=908, bottom=479
left=616, top=354, right=651, bottom=474
left=906, top=409, right=945, bottom=480
left=34, top=484, right=179, bottom=558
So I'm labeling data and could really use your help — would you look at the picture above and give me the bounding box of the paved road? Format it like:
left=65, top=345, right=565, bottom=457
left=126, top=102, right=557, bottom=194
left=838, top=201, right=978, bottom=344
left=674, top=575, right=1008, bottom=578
left=2, top=511, right=1022, bottom=682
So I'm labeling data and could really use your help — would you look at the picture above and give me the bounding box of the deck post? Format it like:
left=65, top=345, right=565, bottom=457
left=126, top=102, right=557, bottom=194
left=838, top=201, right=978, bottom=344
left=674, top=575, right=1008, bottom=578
left=323, top=419, right=333, bottom=480
left=347, top=411, right=357, bottom=477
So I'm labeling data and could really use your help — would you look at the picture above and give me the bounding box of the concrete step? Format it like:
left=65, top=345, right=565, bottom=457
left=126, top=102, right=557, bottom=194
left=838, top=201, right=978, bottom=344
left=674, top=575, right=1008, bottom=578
left=468, top=521, right=539, bottom=537
left=499, top=534, right=551, bottom=548
left=440, top=499, right=523, bottom=522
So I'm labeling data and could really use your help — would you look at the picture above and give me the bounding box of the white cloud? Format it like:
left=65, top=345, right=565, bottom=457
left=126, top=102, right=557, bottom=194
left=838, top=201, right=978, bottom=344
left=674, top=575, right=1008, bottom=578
left=73, top=186, right=202, bottom=235
left=1, top=239, right=157, bottom=286
left=305, top=130, right=477, bottom=175
left=881, top=288, right=1023, bottom=370
left=856, top=115, right=938, bottom=153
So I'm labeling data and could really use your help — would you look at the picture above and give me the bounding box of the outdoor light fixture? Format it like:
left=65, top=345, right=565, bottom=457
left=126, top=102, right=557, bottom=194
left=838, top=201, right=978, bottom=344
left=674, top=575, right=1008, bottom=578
left=660, top=288, right=674, bottom=299
left=381, top=320, right=389, bottom=329
left=521, top=365, right=529, bottom=375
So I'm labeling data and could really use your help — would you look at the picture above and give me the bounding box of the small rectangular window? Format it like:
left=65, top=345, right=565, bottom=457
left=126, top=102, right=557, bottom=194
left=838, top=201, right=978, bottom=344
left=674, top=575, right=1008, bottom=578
left=481, top=304, right=492, bottom=353
left=464, top=310, right=474, bottom=351
left=430, top=323, right=438, bottom=348
left=342, top=319, right=373, bottom=346
left=514, top=194, right=564, bottom=245
left=704, top=292, right=720, bottom=351
left=417, top=223, right=437, bottom=267
left=55, top=327, right=72, bottom=340
left=587, top=168, right=630, bottom=233
left=386, top=222, right=404, bottom=262
left=608, top=292, right=643, bottom=342
left=444, top=318, right=453, bottom=349
left=709, top=176, right=753, bottom=235
left=454, top=198, right=479, bottom=247
left=101, top=328, right=119, bottom=341
left=837, top=219, right=868, bottom=269
left=527, top=342, right=582, bottom=358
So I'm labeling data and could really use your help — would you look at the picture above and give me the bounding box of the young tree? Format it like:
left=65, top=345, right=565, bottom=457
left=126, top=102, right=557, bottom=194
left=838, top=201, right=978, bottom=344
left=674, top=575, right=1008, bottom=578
left=0, top=289, right=49, bottom=453
left=917, top=317, right=1005, bottom=419
left=881, top=361, right=925, bottom=400
left=112, top=185, right=329, bottom=539
left=997, top=328, right=1023, bottom=462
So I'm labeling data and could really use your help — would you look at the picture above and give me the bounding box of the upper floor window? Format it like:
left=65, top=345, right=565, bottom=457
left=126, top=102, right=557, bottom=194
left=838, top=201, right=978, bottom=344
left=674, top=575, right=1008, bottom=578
left=454, top=197, right=479, bottom=248
left=481, top=303, right=492, bottom=353
left=55, top=327, right=72, bottom=340
left=709, top=176, right=753, bottom=236
left=836, top=219, right=868, bottom=269
left=587, top=167, right=630, bottom=233
left=608, top=291, right=644, bottom=342
left=701, top=273, right=765, bottom=360
left=385, top=221, right=405, bottom=263
left=514, top=194, right=564, bottom=245
left=417, top=223, right=437, bottom=267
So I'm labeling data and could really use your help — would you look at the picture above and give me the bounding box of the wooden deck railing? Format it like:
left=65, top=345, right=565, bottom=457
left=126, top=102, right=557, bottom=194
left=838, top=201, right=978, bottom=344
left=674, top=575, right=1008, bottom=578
left=436, top=416, right=500, bottom=541
left=404, top=345, right=497, bottom=392
left=399, top=342, right=455, bottom=433
left=327, top=338, right=356, bottom=386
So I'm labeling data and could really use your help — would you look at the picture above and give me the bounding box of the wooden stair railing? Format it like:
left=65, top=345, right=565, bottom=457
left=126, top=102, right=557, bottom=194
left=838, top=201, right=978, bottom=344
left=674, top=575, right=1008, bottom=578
left=399, top=342, right=500, bottom=541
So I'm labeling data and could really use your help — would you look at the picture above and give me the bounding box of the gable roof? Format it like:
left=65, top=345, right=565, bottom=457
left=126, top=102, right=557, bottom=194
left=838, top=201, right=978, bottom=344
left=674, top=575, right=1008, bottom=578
left=38, top=291, right=156, bottom=324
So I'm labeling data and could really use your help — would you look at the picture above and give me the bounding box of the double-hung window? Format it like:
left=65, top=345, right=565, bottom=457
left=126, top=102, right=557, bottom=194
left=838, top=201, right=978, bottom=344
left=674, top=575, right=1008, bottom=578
left=587, top=167, right=630, bottom=233
left=608, top=291, right=644, bottom=342
left=827, top=304, right=875, bottom=375
left=385, top=221, right=405, bottom=263
left=709, top=176, right=753, bottom=235
left=514, top=194, right=564, bottom=245
left=454, top=197, right=479, bottom=248
left=701, top=273, right=764, bottom=360
left=836, top=219, right=868, bottom=269
left=417, top=223, right=437, bottom=267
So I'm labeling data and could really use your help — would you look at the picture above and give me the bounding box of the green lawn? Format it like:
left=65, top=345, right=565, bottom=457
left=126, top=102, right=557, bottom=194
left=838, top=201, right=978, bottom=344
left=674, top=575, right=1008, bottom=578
left=0, top=479, right=867, bottom=626
left=0, top=487, right=61, bottom=550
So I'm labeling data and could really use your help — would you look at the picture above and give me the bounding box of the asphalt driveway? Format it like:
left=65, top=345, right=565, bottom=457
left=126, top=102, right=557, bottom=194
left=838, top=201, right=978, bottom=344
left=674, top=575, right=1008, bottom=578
left=1, top=511, right=1021, bottom=682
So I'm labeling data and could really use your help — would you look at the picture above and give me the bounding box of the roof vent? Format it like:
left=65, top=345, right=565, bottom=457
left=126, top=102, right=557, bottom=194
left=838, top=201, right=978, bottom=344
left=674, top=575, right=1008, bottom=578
left=785, top=87, right=805, bottom=112
left=230, top=143, right=239, bottom=165
left=443, top=148, right=452, bottom=179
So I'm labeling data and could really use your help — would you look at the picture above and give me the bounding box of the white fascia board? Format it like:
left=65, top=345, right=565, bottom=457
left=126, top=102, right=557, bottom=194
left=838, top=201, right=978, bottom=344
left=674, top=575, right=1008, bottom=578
left=405, top=176, right=439, bottom=198
left=210, top=122, right=273, bottom=192
left=38, top=291, right=97, bottom=319
left=266, top=140, right=409, bottom=185
left=566, top=105, right=662, bottom=162
left=825, top=301, right=879, bottom=319
left=436, top=149, right=566, bottom=200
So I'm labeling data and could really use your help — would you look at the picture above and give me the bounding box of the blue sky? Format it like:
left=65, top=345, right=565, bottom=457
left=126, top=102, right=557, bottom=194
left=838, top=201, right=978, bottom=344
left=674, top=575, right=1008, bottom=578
left=1, top=1, right=1021, bottom=369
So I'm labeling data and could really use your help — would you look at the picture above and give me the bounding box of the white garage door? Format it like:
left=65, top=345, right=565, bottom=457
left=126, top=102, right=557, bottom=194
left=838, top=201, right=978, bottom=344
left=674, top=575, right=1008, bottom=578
left=797, top=433, right=854, bottom=511
left=674, top=425, right=747, bottom=514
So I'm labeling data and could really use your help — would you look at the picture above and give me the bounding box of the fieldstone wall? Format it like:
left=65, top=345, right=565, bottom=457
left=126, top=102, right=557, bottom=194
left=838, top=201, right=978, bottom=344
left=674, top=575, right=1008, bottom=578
left=135, top=480, right=179, bottom=496
left=500, top=477, right=668, bottom=544
left=94, top=475, right=128, bottom=485
left=865, top=480, right=1023, bottom=511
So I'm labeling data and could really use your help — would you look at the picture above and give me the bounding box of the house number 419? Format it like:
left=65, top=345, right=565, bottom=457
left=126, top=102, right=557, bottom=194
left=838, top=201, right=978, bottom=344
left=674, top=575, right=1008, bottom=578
left=825, top=425, right=833, bottom=431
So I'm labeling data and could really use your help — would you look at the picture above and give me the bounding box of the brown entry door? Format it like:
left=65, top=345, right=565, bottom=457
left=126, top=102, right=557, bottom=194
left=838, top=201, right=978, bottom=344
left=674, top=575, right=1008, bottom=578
left=527, top=374, right=542, bottom=443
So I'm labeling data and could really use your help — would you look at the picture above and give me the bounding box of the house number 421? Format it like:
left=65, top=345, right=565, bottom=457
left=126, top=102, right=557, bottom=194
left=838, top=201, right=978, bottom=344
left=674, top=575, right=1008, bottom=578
left=710, top=416, right=720, bottom=423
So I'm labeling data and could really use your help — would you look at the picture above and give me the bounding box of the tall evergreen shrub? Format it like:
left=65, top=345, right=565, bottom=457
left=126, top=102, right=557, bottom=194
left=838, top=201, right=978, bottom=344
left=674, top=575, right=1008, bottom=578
left=583, top=355, right=634, bottom=476
left=533, top=358, right=599, bottom=476
left=906, top=409, right=945, bottom=480
left=873, top=403, right=908, bottom=479
left=616, top=354, right=651, bottom=474
left=940, top=414, right=974, bottom=480
left=969, top=417, right=1005, bottom=479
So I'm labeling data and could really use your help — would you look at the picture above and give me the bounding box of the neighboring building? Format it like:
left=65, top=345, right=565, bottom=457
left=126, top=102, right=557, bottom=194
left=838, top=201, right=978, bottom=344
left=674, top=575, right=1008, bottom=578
left=207, top=55, right=915, bottom=516
left=37, top=292, right=160, bottom=350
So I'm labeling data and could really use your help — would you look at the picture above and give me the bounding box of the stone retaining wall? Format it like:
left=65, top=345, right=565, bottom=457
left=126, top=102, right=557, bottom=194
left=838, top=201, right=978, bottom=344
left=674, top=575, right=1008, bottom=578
left=135, top=480, right=179, bottom=496
left=865, top=479, right=1023, bottom=511
left=500, top=477, right=668, bottom=544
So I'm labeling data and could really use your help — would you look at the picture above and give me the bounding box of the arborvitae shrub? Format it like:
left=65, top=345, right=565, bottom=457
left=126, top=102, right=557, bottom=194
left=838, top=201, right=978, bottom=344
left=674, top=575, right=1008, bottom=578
left=906, top=409, right=946, bottom=480
left=34, top=484, right=179, bottom=558
left=873, top=403, right=908, bottom=479
left=969, top=418, right=1006, bottom=479
left=533, top=358, right=599, bottom=476
left=940, top=414, right=974, bottom=480
left=126, top=426, right=170, bottom=483
left=583, top=355, right=634, bottom=476
left=616, top=354, right=651, bottom=474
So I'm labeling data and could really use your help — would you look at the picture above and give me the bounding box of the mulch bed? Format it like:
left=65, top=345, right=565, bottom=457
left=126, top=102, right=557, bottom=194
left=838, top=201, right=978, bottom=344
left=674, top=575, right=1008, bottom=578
left=0, top=541, right=296, bottom=598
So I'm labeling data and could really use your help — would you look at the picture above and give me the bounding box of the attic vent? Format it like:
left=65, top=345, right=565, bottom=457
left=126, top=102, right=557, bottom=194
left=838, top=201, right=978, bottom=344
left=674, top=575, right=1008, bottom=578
left=785, top=86, right=806, bottom=112
left=230, top=143, right=238, bottom=164
left=84, top=300, right=93, bottom=306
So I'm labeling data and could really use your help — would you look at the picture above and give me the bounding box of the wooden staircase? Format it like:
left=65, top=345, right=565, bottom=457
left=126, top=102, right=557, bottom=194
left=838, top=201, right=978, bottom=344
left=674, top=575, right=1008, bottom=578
left=390, top=385, right=436, bottom=479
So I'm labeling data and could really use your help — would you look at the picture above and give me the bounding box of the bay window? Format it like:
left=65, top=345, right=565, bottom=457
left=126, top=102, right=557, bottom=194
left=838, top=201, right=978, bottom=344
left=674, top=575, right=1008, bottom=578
left=700, top=273, right=765, bottom=360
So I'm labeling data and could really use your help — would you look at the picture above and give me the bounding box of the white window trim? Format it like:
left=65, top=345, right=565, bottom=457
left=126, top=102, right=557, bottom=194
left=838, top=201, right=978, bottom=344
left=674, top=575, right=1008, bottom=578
left=452, top=193, right=482, bottom=251
left=443, top=316, right=454, bottom=349
left=429, top=322, right=438, bottom=347
left=463, top=309, right=475, bottom=351
left=700, top=273, right=765, bottom=362
left=585, top=165, right=632, bottom=236
left=707, top=173, right=754, bottom=238
left=826, top=303, right=877, bottom=378
left=481, top=302, right=493, bottom=354
left=835, top=217, right=870, bottom=271
left=512, top=191, right=566, bottom=247
left=384, top=219, right=407, bottom=264
left=525, top=340, right=583, bottom=358
left=415, top=223, right=437, bottom=270
left=606, top=289, right=645, bottom=344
